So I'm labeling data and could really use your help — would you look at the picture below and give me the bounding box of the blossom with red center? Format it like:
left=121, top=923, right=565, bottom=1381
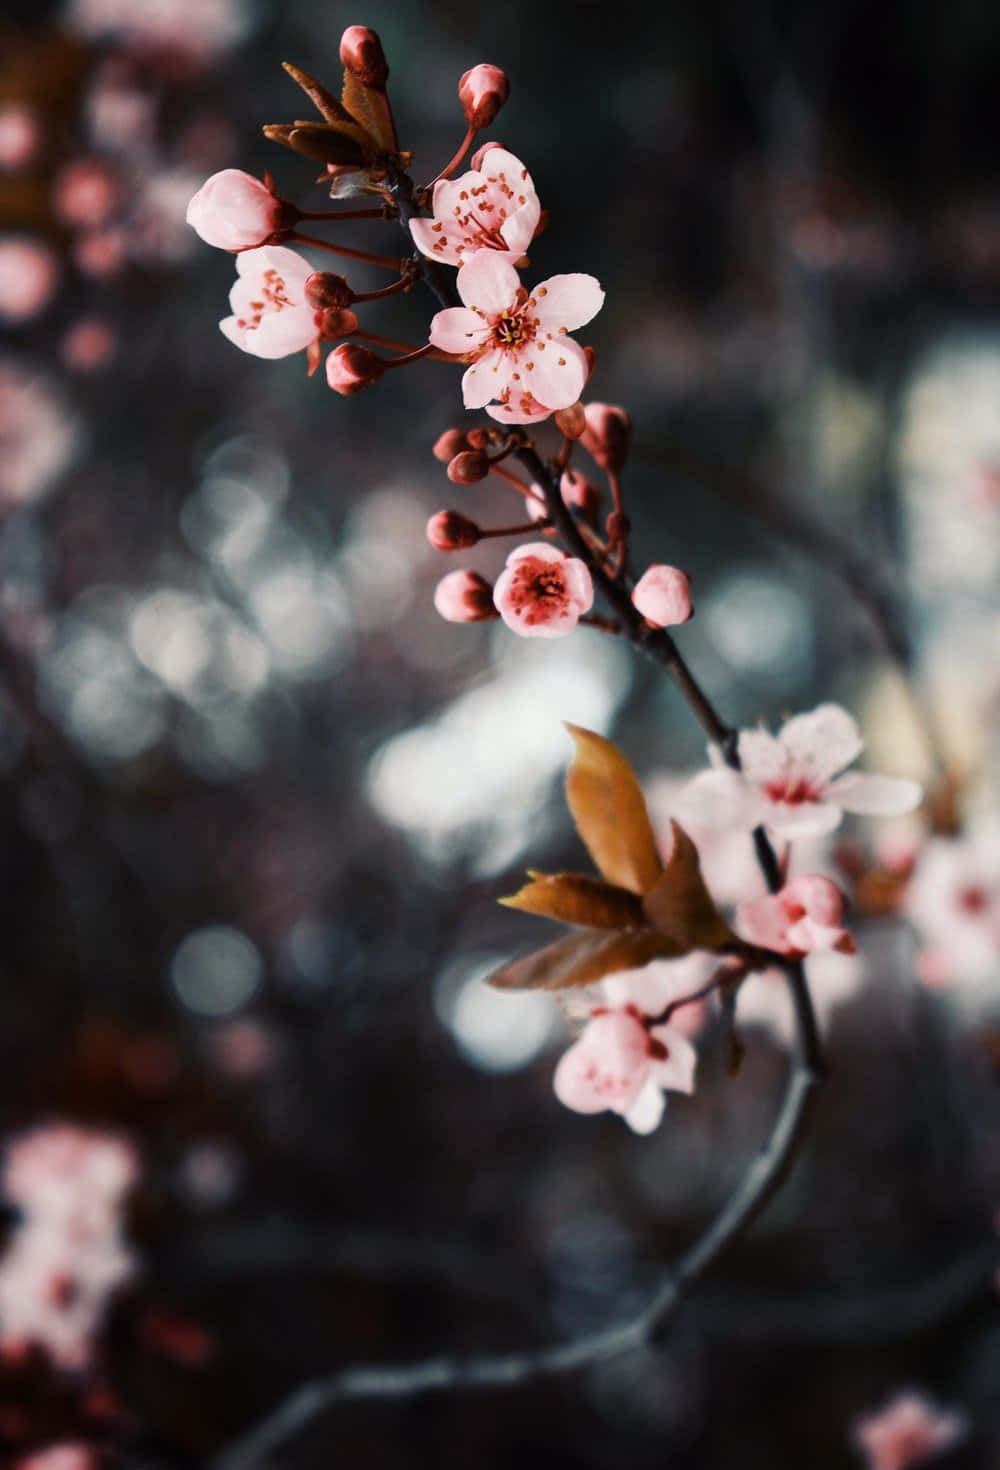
left=409, top=148, right=540, bottom=267
left=493, top=542, right=593, bottom=638
left=904, top=822, right=1000, bottom=989
left=852, top=1390, right=967, bottom=1470
left=676, top=703, right=922, bottom=839
left=553, top=956, right=709, bottom=1133
left=428, top=252, right=603, bottom=421
left=186, top=168, right=287, bottom=251
left=219, top=246, right=320, bottom=359
left=736, top=874, right=856, bottom=958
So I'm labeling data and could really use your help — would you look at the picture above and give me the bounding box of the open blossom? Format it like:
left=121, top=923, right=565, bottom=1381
left=428, top=251, right=603, bottom=421
left=493, top=542, right=592, bottom=638
left=554, top=956, right=711, bottom=1134
left=409, top=148, right=540, bottom=267
left=736, top=874, right=856, bottom=957
left=677, top=704, right=922, bottom=839
left=186, top=168, right=286, bottom=250
left=219, top=246, right=320, bottom=359
left=852, top=1390, right=967, bottom=1470
left=905, top=824, right=1000, bottom=988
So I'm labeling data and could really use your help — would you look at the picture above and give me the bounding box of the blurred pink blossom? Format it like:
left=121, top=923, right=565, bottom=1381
left=52, top=159, right=119, bottom=228
left=736, top=874, right=856, bottom=958
left=61, top=319, right=118, bottom=372
left=852, top=1389, right=967, bottom=1470
left=905, top=824, right=1000, bottom=989
left=64, top=0, right=252, bottom=67
left=0, top=363, right=78, bottom=510
left=15, top=1446, right=97, bottom=1470
left=73, top=228, right=127, bottom=279
left=409, top=148, right=540, bottom=267
left=0, top=103, right=41, bottom=170
left=493, top=542, right=592, bottom=638
left=0, top=237, right=59, bottom=325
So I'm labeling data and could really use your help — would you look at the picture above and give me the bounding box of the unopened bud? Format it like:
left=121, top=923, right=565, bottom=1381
left=458, top=65, right=510, bottom=130
left=426, top=510, right=481, bottom=550
left=581, top=402, right=631, bottom=473
left=465, top=427, right=490, bottom=449
left=325, top=343, right=385, bottom=395
left=469, top=140, right=505, bottom=171
left=560, top=470, right=602, bottom=528
left=433, top=428, right=469, bottom=463
left=631, top=564, right=693, bottom=627
left=306, top=271, right=355, bottom=310
left=339, top=26, right=389, bottom=90
left=447, top=449, right=490, bottom=484
left=433, top=569, right=497, bottom=623
left=554, top=402, right=586, bottom=439
left=318, top=307, right=360, bottom=339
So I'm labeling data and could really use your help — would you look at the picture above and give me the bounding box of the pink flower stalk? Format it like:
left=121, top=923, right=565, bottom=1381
left=736, top=874, right=856, bottom=958
left=904, top=824, right=1000, bottom=989
left=458, top=64, right=510, bottom=130
left=409, top=148, right=540, bottom=267
left=186, top=168, right=287, bottom=251
left=219, top=246, right=321, bottom=359
left=852, top=1390, right=967, bottom=1470
left=677, top=704, right=923, bottom=839
left=493, top=542, right=593, bottom=638
left=428, top=252, right=603, bottom=421
left=52, top=159, right=119, bottom=228
left=0, top=102, right=41, bottom=170
left=433, top=569, right=497, bottom=622
left=632, top=564, right=693, bottom=627
left=554, top=957, right=711, bottom=1133
left=0, top=237, right=59, bottom=325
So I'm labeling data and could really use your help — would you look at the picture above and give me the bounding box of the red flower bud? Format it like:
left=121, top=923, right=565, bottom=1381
left=305, top=271, right=355, bottom=310
left=339, top=26, right=389, bottom=90
left=433, top=569, right=497, bottom=623
left=458, top=65, right=510, bottom=130
left=426, top=510, right=481, bottom=550
left=581, top=402, right=631, bottom=473
left=433, top=428, right=469, bottom=463
left=447, top=450, right=490, bottom=484
left=318, top=307, right=360, bottom=340
left=325, top=343, right=385, bottom=395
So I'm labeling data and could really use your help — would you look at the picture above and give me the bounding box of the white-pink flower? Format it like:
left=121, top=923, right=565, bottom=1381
left=409, top=148, right=540, bottom=267
left=15, top=1447, right=97, bottom=1470
left=186, top=168, right=284, bottom=251
left=219, top=246, right=320, bottom=359
left=0, top=102, right=41, bottom=170
left=554, top=957, right=709, bottom=1134
left=0, top=236, right=60, bottom=325
left=677, top=704, right=922, bottom=839
left=428, top=252, right=603, bottom=420
left=905, top=823, right=1000, bottom=989
left=493, top=542, right=593, bottom=638
left=632, top=564, right=693, bottom=627
left=852, top=1390, right=967, bottom=1470
left=736, top=874, right=856, bottom=958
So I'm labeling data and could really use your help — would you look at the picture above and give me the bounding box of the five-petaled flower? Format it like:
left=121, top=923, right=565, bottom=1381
left=409, top=147, right=540, bottom=267
left=219, top=246, right=320, bottom=359
left=428, top=252, right=603, bottom=421
left=493, top=541, right=593, bottom=637
left=677, top=704, right=922, bottom=839
left=736, top=874, right=856, bottom=958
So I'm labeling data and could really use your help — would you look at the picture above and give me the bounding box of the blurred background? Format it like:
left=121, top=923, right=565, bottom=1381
left=1, top=0, right=999, bottom=1464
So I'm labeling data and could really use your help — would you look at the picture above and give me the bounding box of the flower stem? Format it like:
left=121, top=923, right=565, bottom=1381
left=289, top=232, right=403, bottom=270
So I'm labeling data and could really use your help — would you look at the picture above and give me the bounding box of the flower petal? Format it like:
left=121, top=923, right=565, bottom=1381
left=428, top=306, right=488, bottom=355
left=518, top=334, right=587, bottom=411
left=461, top=347, right=507, bottom=408
left=532, top=273, right=605, bottom=331
left=761, top=798, right=844, bottom=838
left=623, top=1078, right=666, bottom=1134
left=674, top=768, right=762, bottom=830
left=778, top=703, right=864, bottom=784
left=647, top=1025, right=697, bottom=1094
left=823, top=772, right=923, bottom=817
left=484, top=395, right=553, bottom=424
left=455, top=250, right=520, bottom=314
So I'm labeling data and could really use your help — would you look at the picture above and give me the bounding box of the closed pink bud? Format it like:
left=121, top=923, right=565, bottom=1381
left=581, top=402, right=631, bottom=473
left=458, top=65, right=510, bottom=130
left=305, top=271, right=354, bottom=309
left=426, top=510, right=480, bottom=550
left=186, top=170, right=287, bottom=251
left=560, top=470, right=602, bottom=528
left=318, top=307, right=360, bottom=339
left=340, top=26, right=389, bottom=90
left=325, top=343, right=385, bottom=394
left=433, top=428, right=469, bottom=463
left=433, top=569, right=497, bottom=623
left=631, top=564, right=693, bottom=627
left=447, top=449, right=490, bottom=484
left=466, top=427, right=490, bottom=449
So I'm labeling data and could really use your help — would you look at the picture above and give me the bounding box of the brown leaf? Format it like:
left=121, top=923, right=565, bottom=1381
left=342, top=69, right=396, bottom=154
left=488, top=926, right=680, bottom=992
left=641, top=820, right=734, bottom=951
left=499, top=872, right=648, bottom=930
left=283, top=124, right=372, bottom=166
left=282, top=61, right=357, bottom=126
left=563, top=725, right=663, bottom=895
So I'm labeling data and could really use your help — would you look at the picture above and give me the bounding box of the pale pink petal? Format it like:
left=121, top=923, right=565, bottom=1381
left=531, top=273, right=605, bottom=331
left=461, top=347, right=507, bottom=408
left=623, top=1077, right=666, bottom=1134
left=737, top=727, right=788, bottom=786
left=602, top=954, right=717, bottom=1016
left=235, top=244, right=312, bottom=288
left=785, top=915, right=856, bottom=954
left=518, top=334, right=587, bottom=411
left=735, top=893, right=791, bottom=952
left=778, top=703, right=864, bottom=783
left=407, top=215, right=454, bottom=262
left=484, top=396, right=553, bottom=424
left=455, top=251, right=520, bottom=314
left=428, top=306, right=489, bottom=355
left=552, top=1011, right=649, bottom=1117
left=675, top=768, right=764, bottom=830
left=824, top=772, right=923, bottom=817
left=647, top=1025, right=698, bottom=1095
left=506, top=541, right=568, bottom=566
left=499, top=198, right=541, bottom=255
left=761, top=797, right=844, bottom=838
left=253, top=311, right=320, bottom=357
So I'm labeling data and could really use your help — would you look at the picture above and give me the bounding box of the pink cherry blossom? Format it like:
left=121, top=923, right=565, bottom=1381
left=15, top=1447, right=97, bottom=1470
left=428, top=252, right=603, bottom=420
left=632, top=564, right=693, bottom=627
left=676, top=704, right=922, bottom=839
left=493, top=542, right=593, bottom=638
left=905, top=823, right=1000, bottom=989
left=61, top=319, right=118, bottom=372
left=409, top=148, right=540, bottom=267
left=0, top=102, right=41, bottom=169
left=0, top=236, right=59, bottom=325
left=219, top=246, right=320, bottom=359
left=852, top=1390, right=967, bottom=1470
left=52, top=159, right=119, bottom=228
left=554, top=956, right=710, bottom=1133
left=736, top=874, right=856, bottom=958
left=186, top=168, right=284, bottom=251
